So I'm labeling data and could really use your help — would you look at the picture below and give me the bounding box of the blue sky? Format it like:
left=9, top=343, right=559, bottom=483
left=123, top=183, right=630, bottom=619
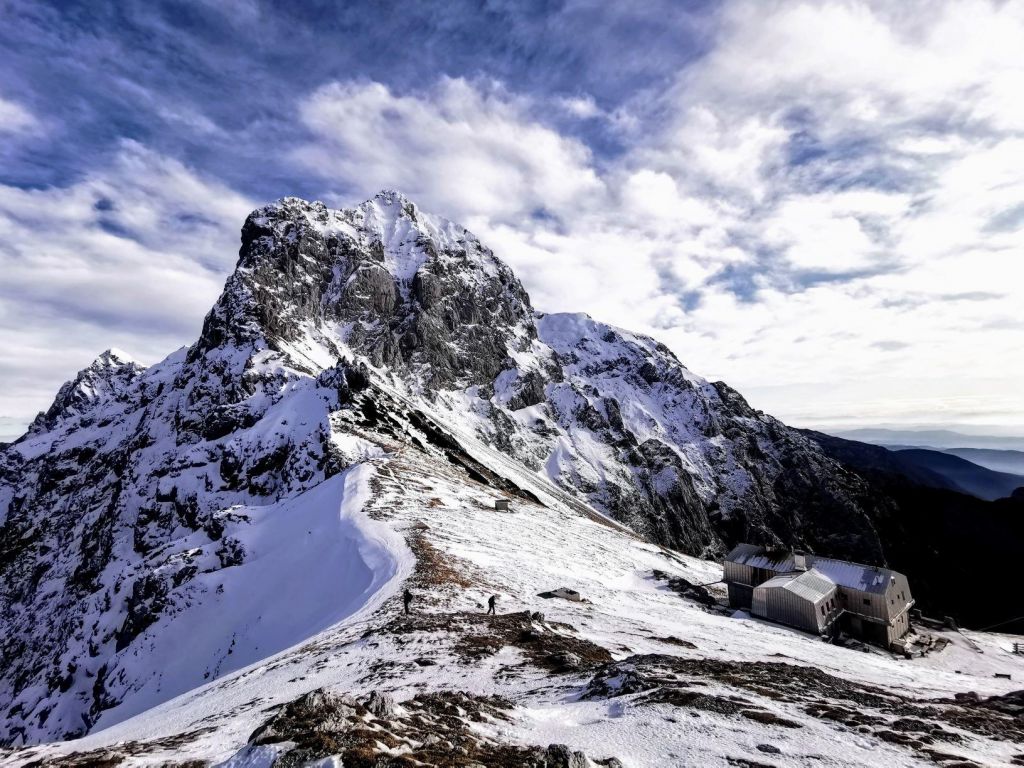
left=2, top=0, right=1023, bottom=440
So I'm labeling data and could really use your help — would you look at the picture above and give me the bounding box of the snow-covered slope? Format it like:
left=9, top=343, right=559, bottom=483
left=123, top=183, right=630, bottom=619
left=2, top=191, right=1018, bottom=765
left=6, top=418, right=1024, bottom=767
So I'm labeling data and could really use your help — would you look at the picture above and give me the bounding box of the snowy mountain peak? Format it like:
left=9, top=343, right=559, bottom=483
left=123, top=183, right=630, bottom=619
left=370, top=187, right=413, bottom=206
left=94, top=348, right=138, bottom=367
left=198, top=194, right=535, bottom=389
left=26, top=348, right=146, bottom=436
left=1, top=191, right=907, bottom=750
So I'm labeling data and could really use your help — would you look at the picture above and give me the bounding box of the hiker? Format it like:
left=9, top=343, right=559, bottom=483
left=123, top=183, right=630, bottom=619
left=487, top=594, right=497, bottom=615
left=403, top=588, right=413, bottom=615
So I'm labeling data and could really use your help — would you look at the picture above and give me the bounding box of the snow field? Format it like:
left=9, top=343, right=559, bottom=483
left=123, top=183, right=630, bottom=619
left=8, top=433, right=1024, bottom=767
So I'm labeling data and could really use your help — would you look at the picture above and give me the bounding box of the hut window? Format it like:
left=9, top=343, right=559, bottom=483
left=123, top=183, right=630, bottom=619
left=862, top=598, right=870, bottom=605
left=821, top=605, right=825, bottom=615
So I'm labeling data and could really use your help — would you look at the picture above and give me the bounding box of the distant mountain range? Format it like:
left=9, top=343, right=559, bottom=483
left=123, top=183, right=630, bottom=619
left=832, top=427, right=1024, bottom=452
left=883, top=445, right=1024, bottom=477
left=828, top=428, right=1024, bottom=496
left=889, top=448, right=1024, bottom=501
left=941, top=447, right=1024, bottom=476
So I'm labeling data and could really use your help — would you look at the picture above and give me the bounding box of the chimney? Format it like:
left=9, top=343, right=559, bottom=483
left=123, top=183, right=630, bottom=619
left=793, top=551, right=807, bottom=571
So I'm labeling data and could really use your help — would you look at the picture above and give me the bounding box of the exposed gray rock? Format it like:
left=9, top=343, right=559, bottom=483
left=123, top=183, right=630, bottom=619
left=364, top=690, right=396, bottom=718
left=544, top=743, right=588, bottom=768
left=0, top=191, right=905, bottom=745
left=27, top=349, right=145, bottom=435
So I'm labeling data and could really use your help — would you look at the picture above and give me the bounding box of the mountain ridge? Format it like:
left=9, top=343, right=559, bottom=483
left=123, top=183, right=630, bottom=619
left=0, top=191, right=992, bottom=746
left=893, top=448, right=1024, bottom=501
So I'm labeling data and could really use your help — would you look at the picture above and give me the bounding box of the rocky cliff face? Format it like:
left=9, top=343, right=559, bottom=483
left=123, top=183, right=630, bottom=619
left=0, top=191, right=886, bottom=745
left=193, top=191, right=885, bottom=558
left=25, top=349, right=146, bottom=436
left=196, top=192, right=534, bottom=389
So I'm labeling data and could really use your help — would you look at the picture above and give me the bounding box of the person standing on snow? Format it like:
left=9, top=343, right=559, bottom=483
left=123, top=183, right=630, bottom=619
left=403, top=588, right=413, bottom=615
left=487, top=594, right=497, bottom=615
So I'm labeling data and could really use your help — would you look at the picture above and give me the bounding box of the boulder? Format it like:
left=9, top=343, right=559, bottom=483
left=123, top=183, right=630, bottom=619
left=364, top=690, right=396, bottom=718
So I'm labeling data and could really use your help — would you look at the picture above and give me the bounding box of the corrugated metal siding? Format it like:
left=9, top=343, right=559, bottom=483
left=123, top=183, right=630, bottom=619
left=723, top=545, right=915, bottom=646
left=724, top=561, right=754, bottom=586
left=751, top=585, right=768, bottom=617
left=883, top=572, right=914, bottom=642
left=838, top=588, right=889, bottom=622
left=751, top=572, right=838, bottom=634
left=745, top=573, right=839, bottom=638
left=888, top=611, right=910, bottom=644
left=757, top=582, right=818, bottom=633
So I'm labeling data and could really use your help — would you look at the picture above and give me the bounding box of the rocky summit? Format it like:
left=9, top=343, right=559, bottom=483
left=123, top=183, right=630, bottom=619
left=2, top=192, right=1020, bottom=767
left=201, top=190, right=886, bottom=558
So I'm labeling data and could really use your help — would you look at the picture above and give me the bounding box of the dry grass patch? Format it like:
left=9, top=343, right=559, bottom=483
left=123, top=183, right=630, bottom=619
left=406, top=530, right=477, bottom=590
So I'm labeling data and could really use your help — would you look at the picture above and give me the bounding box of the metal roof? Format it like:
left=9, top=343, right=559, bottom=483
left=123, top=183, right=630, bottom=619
left=726, top=544, right=901, bottom=596
left=756, top=568, right=837, bottom=604
left=806, top=556, right=896, bottom=595
left=724, top=543, right=795, bottom=571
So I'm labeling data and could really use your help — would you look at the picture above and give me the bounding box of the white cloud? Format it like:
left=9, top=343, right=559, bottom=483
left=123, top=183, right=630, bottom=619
left=0, top=141, right=254, bottom=433
left=0, top=95, right=37, bottom=134
left=613, top=0, right=1024, bottom=428
left=293, top=78, right=604, bottom=224
left=761, top=193, right=911, bottom=272
left=558, top=94, right=603, bottom=119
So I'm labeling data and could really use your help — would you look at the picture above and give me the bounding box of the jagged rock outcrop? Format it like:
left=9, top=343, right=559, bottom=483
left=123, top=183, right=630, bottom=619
left=26, top=349, right=145, bottom=435
left=191, top=192, right=884, bottom=559
left=1, top=190, right=888, bottom=745
left=197, top=192, right=535, bottom=390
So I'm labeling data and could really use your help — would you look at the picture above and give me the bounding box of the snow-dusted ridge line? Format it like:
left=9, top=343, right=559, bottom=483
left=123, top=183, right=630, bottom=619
left=373, top=376, right=637, bottom=536
left=83, top=462, right=413, bottom=735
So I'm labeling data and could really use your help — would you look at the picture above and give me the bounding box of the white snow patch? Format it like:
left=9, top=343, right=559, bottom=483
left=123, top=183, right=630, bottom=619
left=89, top=464, right=411, bottom=732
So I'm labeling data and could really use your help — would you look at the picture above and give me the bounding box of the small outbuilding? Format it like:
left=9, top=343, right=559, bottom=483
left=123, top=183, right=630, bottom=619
left=494, top=499, right=510, bottom=512
left=723, top=543, right=796, bottom=610
left=751, top=568, right=841, bottom=636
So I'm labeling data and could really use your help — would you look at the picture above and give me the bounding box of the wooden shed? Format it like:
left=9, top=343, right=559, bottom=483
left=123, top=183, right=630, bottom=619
left=494, top=499, right=510, bottom=512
